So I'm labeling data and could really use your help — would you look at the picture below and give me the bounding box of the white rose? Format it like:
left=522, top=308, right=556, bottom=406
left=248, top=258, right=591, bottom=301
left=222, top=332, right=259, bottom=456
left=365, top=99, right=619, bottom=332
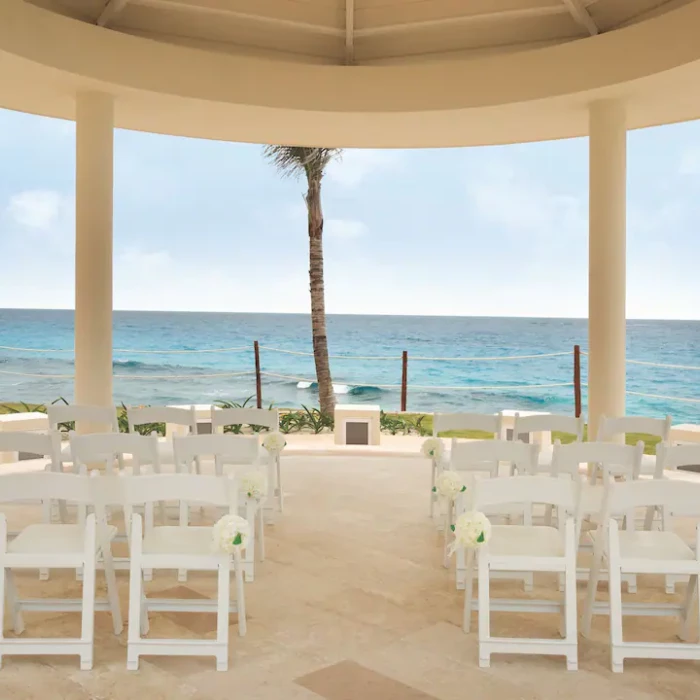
left=263, top=431, right=287, bottom=453
left=450, top=511, right=492, bottom=554
left=241, top=470, right=268, bottom=501
left=433, top=470, right=466, bottom=500
left=211, top=514, right=251, bottom=554
left=422, top=437, right=444, bottom=459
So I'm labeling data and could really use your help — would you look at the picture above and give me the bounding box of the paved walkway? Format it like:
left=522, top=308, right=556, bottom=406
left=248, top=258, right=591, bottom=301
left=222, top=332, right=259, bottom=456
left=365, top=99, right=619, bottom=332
left=1, top=455, right=698, bottom=699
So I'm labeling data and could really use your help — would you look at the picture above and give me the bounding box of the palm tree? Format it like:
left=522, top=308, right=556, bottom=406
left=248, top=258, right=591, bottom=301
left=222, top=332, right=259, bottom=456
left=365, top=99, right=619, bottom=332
left=264, top=146, right=341, bottom=414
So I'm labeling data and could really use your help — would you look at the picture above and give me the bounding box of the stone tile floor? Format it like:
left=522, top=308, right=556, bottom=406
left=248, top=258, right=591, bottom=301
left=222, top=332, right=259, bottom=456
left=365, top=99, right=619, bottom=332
left=1, top=455, right=699, bottom=699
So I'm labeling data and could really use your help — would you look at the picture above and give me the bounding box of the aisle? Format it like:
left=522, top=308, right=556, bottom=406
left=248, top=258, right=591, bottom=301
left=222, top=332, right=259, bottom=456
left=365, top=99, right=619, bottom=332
left=1, top=456, right=698, bottom=699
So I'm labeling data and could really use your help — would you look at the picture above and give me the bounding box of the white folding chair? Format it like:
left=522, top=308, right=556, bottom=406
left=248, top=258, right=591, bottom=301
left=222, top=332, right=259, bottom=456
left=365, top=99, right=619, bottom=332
left=173, top=434, right=262, bottom=582
left=582, top=478, right=700, bottom=672
left=128, top=405, right=199, bottom=473
left=70, top=431, right=160, bottom=476
left=512, top=413, right=584, bottom=472
left=211, top=406, right=282, bottom=512
left=451, top=440, right=538, bottom=591
left=70, top=431, right=163, bottom=581
left=47, top=404, right=120, bottom=463
left=0, top=472, right=122, bottom=670
left=116, top=473, right=246, bottom=672
left=597, top=414, right=671, bottom=477
left=429, top=413, right=503, bottom=520
left=463, top=475, right=579, bottom=670
left=652, top=443, right=700, bottom=593
left=552, top=440, right=644, bottom=592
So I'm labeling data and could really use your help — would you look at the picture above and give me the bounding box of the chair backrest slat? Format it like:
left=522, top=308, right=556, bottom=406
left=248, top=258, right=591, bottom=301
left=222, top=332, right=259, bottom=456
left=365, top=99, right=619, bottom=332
left=512, top=413, right=584, bottom=441
left=70, top=432, right=160, bottom=472
left=474, top=475, right=578, bottom=512
left=0, top=472, right=93, bottom=504
left=552, top=440, right=643, bottom=479
left=116, top=473, right=238, bottom=508
left=433, top=412, right=503, bottom=437
left=656, top=443, right=700, bottom=472
left=450, top=439, right=537, bottom=477
left=0, top=431, right=61, bottom=463
left=173, top=433, right=260, bottom=469
left=128, top=405, right=197, bottom=433
left=597, top=414, right=672, bottom=442
left=606, top=478, right=700, bottom=518
left=210, top=407, right=279, bottom=432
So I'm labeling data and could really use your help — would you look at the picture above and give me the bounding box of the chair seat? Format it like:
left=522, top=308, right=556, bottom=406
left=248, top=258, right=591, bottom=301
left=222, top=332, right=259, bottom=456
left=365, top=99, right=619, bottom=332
left=8, top=524, right=117, bottom=554
left=591, top=530, right=695, bottom=561
left=142, top=526, right=214, bottom=556
left=489, top=525, right=565, bottom=558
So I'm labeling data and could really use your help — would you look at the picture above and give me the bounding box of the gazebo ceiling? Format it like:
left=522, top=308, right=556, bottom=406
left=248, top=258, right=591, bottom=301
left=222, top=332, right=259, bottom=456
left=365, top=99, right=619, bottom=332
left=3, top=0, right=700, bottom=146
left=25, top=0, right=694, bottom=65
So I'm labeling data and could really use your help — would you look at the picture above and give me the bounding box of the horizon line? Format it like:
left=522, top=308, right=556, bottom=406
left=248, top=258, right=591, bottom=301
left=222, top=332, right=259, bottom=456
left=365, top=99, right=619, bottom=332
left=0, top=307, right=698, bottom=323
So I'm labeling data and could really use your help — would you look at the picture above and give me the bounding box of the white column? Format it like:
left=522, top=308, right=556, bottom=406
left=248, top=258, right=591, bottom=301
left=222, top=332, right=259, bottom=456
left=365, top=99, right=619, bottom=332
left=588, top=99, right=627, bottom=438
left=75, top=92, right=114, bottom=417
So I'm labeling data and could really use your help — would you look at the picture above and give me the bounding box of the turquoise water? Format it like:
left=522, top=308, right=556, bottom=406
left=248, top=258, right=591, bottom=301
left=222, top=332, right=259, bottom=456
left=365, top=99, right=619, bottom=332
left=1, top=309, right=699, bottom=421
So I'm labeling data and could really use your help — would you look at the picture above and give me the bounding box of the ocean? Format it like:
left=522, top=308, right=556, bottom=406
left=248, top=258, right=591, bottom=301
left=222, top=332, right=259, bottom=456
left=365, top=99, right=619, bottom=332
left=1, top=309, right=699, bottom=421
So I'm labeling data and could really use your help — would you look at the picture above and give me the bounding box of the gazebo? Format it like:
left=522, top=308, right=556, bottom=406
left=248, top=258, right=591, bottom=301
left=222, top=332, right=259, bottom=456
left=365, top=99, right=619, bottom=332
left=2, top=0, right=700, bottom=434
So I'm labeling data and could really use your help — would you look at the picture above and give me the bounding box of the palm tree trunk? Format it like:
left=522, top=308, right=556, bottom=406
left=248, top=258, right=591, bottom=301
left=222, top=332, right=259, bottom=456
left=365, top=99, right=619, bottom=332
left=306, top=177, right=335, bottom=415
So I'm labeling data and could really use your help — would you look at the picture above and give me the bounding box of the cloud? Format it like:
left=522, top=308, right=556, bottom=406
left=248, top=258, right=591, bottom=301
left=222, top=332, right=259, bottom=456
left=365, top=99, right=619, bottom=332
left=326, top=149, right=401, bottom=188
left=466, top=163, right=586, bottom=240
left=6, top=190, right=67, bottom=231
left=325, top=219, right=368, bottom=239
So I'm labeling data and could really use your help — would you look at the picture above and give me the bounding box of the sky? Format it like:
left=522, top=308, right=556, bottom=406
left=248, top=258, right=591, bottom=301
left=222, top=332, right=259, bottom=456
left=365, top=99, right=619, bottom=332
left=0, top=107, right=699, bottom=319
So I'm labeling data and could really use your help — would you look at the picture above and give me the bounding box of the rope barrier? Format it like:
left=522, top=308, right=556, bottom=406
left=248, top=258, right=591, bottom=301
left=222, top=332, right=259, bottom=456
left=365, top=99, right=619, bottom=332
left=0, top=369, right=255, bottom=380
left=0, top=344, right=572, bottom=362
left=258, top=346, right=401, bottom=360
left=626, top=359, right=700, bottom=371
left=0, top=345, right=250, bottom=355
left=626, top=391, right=700, bottom=405
left=409, top=351, right=574, bottom=362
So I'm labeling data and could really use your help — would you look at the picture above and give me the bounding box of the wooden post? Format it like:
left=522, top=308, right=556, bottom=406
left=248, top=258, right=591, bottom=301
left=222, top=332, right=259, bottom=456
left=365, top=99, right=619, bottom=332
left=254, top=340, right=262, bottom=409
left=574, top=344, right=582, bottom=418
left=401, top=351, right=408, bottom=412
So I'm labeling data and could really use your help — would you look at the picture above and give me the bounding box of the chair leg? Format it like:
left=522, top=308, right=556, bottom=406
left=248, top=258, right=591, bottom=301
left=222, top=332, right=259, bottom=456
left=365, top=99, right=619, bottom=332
left=462, top=549, right=475, bottom=633
left=79, top=518, right=97, bottom=671
left=216, top=558, right=231, bottom=671
left=522, top=573, right=534, bottom=593
left=102, top=550, right=124, bottom=636
left=443, top=503, right=453, bottom=569
left=430, top=461, right=437, bottom=519
left=582, top=530, right=605, bottom=638
left=257, top=507, right=265, bottom=563
left=679, top=574, right=698, bottom=642
left=5, top=570, right=25, bottom=635
left=607, top=524, right=625, bottom=673
left=276, top=456, right=283, bottom=513
left=477, top=546, right=491, bottom=668
left=233, top=550, right=246, bottom=638
left=127, top=515, right=144, bottom=671
left=564, top=519, right=578, bottom=671
left=178, top=499, right=188, bottom=582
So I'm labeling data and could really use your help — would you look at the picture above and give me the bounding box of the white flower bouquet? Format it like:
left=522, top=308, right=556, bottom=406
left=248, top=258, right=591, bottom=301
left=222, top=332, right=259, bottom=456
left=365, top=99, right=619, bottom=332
left=421, top=437, right=444, bottom=460
left=211, top=514, right=251, bottom=554
left=241, top=470, right=268, bottom=501
left=449, top=511, right=492, bottom=555
left=432, top=470, right=466, bottom=501
left=263, top=431, right=287, bottom=454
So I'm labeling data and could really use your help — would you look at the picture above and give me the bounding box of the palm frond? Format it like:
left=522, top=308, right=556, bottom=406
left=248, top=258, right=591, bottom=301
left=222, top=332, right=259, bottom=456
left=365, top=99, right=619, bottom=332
left=263, top=146, right=341, bottom=180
